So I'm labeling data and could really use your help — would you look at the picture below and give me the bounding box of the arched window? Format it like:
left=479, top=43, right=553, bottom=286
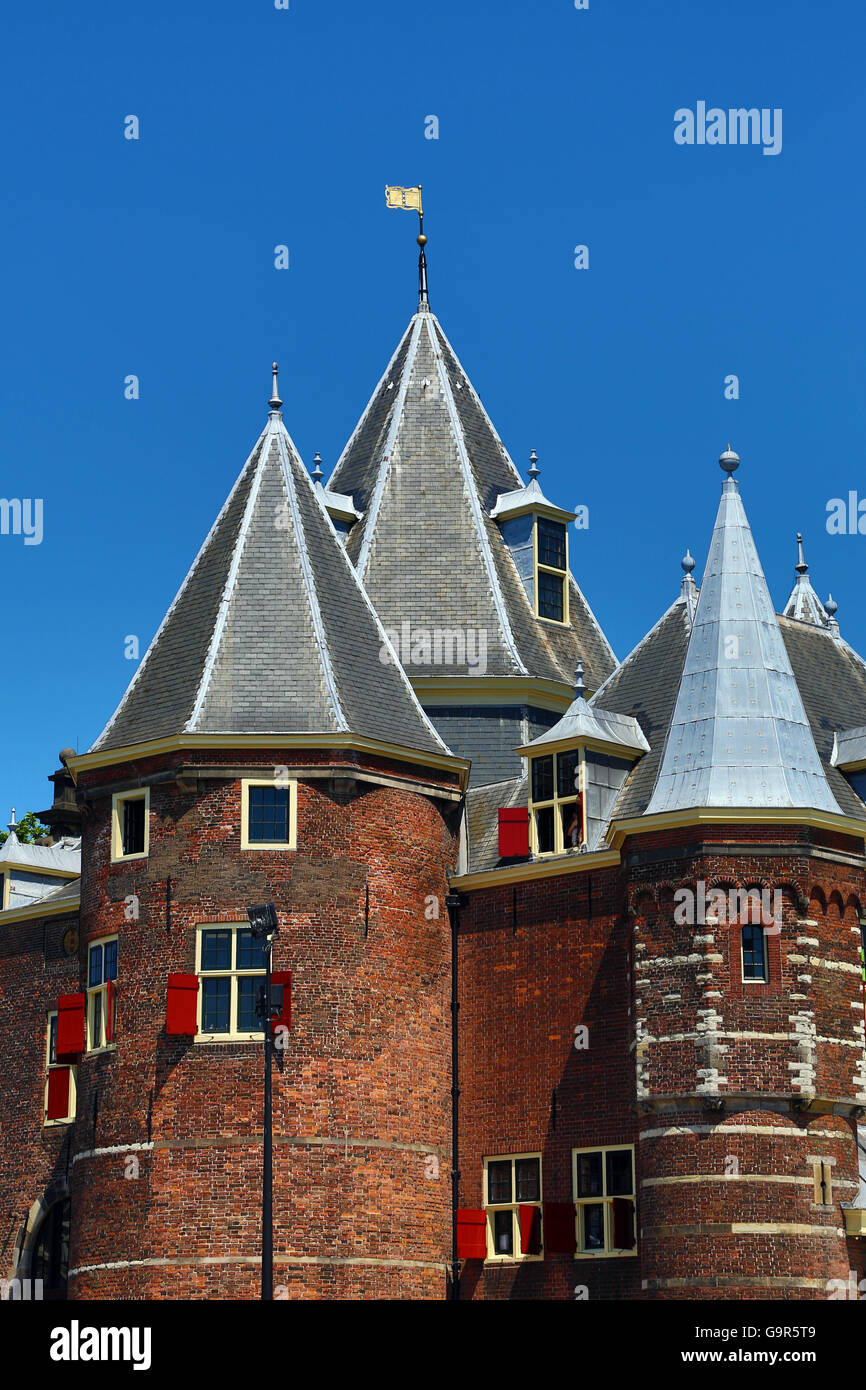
left=741, top=924, right=768, bottom=983
left=30, top=1198, right=70, bottom=1300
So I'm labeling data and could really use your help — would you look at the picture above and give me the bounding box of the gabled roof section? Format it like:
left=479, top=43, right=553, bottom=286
left=327, top=308, right=616, bottom=690
left=518, top=666, right=649, bottom=758
left=91, top=394, right=452, bottom=760
left=645, top=452, right=838, bottom=815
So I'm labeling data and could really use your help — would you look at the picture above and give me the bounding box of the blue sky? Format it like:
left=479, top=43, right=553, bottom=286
left=2, top=0, right=865, bottom=815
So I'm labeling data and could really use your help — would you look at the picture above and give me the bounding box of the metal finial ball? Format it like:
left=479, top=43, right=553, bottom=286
left=417, top=234, right=427, bottom=247
left=272, top=362, right=278, bottom=373
left=824, top=593, right=838, bottom=617
left=681, top=550, right=695, bottom=574
left=719, top=443, right=740, bottom=474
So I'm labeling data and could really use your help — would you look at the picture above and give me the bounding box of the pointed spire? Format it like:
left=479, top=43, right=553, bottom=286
left=7, top=809, right=18, bottom=841
left=795, top=532, right=808, bottom=575
left=647, top=449, right=837, bottom=814
left=783, top=531, right=831, bottom=627
left=417, top=200, right=429, bottom=309
left=680, top=549, right=698, bottom=620
left=269, top=361, right=282, bottom=414
left=528, top=449, right=540, bottom=480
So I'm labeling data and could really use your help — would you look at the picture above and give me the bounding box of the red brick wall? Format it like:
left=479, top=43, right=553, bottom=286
left=62, top=748, right=459, bottom=1299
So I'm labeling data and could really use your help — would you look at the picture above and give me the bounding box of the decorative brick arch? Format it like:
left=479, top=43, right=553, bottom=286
left=12, top=1177, right=70, bottom=1281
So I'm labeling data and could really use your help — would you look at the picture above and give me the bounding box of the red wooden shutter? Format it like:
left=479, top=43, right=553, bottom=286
left=56, top=993, right=86, bottom=1059
left=269, top=971, right=292, bottom=1035
left=543, top=1201, right=577, bottom=1254
left=166, top=973, right=199, bottom=1035
left=498, top=807, right=529, bottom=858
left=518, top=1203, right=542, bottom=1255
left=456, top=1209, right=487, bottom=1259
left=46, top=1067, right=71, bottom=1121
left=612, top=1197, right=635, bottom=1250
left=105, top=980, right=117, bottom=1044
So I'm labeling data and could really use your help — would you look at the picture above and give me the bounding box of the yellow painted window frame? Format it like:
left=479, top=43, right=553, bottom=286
left=240, top=777, right=298, bottom=851
left=194, top=922, right=268, bottom=1043
left=533, top=517, right=570, bottom=627
left=86, top=935, right=118, bottom=1054
left=572, top=1143, right=638, bottom=1259
left=0, top=869, right=8, bottom=911
left=110, top=787, right=150, bottom=863
left=482, top=1151, right=544, bottom=1263
left=529, top=749, right=584, bottom=857
left=43, top=1010, right=77, bottom=1126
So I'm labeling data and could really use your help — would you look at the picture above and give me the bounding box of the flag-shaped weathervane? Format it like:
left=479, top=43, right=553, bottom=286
left=385, top=186, right=428, bottom=305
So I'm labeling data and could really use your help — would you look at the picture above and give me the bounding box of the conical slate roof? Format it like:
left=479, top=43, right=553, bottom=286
left=92, top=394, right=452, bottom=760
left=645, top=453, right=838, bottom=814
left=782, top=534, right=831, bottom=627
left=327, top=306, right=616, bottom=689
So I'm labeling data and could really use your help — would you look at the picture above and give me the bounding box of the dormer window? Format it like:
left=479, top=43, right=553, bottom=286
left=529, top=751, right=582, bottom=856
left=536, top=519, right=568, bottom=623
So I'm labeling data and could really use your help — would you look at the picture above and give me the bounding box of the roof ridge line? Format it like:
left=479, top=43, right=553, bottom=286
left=590, top=596, right=687, bottom=706
left=356, top=314, right=425, bottom=582
left=429, top=314, right=524, bottom=489
left=275, top=426, right=350, bottom=732
left=91, top=426, right=269, bottom=751
left=304, top=449, right=452, bottom=756
left=329, top=315, right=418, bottom=485
left=426, top=315, right=528, bottom=676
left=433, top=314, right=618, bottom=674
left=185, top=426, right=273, bottom=732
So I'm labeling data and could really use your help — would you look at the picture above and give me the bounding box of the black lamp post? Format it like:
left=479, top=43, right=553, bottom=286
left=247, top=901, right=280, bottom=1301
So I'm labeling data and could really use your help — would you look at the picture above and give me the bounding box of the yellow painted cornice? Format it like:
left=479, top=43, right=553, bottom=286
left=67, top=733, right=469, bottom=787
left=411, top=675, right=574, bottom=710
left=0, top=893, right=80, bottom=926
left=515, top=734, right=644, bottom=761
left=0, top=863, right=77, bottom=880
left=451, top=846, right=621, bottom=891
left=607, top=806, right=866, bottom=852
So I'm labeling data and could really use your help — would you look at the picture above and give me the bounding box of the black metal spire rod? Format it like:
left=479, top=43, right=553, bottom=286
left=417, top=205, right=429, bottom=308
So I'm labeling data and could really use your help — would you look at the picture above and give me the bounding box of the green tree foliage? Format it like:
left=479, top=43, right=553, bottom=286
left=0, top=811, right=50, bottom=845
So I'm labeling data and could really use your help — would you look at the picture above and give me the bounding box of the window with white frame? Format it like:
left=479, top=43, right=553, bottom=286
left=195, top=924, right=268, bottom=1039
left=483, top=1153, right=543, bottom=1260
left=573, top=1145, right=636, bottom=1256
left=529, top=750, right=582, bottom=855
left=44, top=1012, right=76, bottom=1124
left=241, top=778, right=297, bottom=850
left=111, top=788, right=149, bottom=861
left=741, top=923, right=768, bottom=982
left=86, top=937, right=117, bottom=1051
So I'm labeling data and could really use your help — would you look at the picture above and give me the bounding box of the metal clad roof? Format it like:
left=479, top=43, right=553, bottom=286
left=646, top=476, right=838, bottom=815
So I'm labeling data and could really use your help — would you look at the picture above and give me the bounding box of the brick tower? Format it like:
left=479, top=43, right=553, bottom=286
left=52, top=368, right=467, bottom=1298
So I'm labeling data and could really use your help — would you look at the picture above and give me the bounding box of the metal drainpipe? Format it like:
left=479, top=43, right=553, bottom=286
left=445, top=891, right=463, bottom=1301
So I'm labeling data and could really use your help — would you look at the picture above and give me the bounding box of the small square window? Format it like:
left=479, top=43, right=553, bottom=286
left=241, top=779, right=297, bottom=850
left=196, top=922, right=268, bottom=1040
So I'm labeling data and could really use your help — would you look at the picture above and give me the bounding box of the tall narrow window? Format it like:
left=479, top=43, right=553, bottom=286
left=44, top=1013, right=76, bottom=1124
left=86, top=937, right=117, bottom=1050
left=536, top=519, right=568, bottom=623
left=483, top=1154, right=543, bottom=1261
left=529, top=750, right=582, bottom=856
left=196, top=924, right=268, bottom=1039
left=573, top=1145, right=636, bottom=1256
left=111, top=789, right=149, bottom=862
left=741, top=924, right=768, bottom=982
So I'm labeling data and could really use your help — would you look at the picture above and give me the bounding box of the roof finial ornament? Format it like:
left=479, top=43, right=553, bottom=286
left=824, top=593, right=838, bottom=617
left=269, top=361, right=282, bottom=414
left=795, top=532, right=808, bottom=575
left=681, top=549, right=695, bottom=575
left=528, top=449, right=540, bottom=480
left=312, top=452, right=324, bottom=483
left=7, top=808, right=17, bottom=836
left=417, top=208, right=428, bottom=309
left=719, top=442, right=740, bottom=475
left=575, top=660, right=585, bottom=699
